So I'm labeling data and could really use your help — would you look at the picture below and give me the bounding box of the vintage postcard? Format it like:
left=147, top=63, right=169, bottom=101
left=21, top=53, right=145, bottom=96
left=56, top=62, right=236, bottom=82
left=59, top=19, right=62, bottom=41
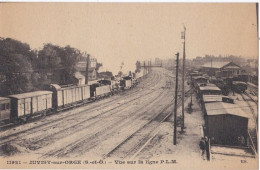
left=0, top=2, right=258, bottom=170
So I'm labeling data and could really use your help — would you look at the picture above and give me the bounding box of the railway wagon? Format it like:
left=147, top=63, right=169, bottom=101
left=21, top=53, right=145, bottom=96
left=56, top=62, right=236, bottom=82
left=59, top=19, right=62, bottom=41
left=131, top=77, right=138, bottom=87
left=120, top=77, right=132, bottom=90
left=188, top=72, right=203, bottom=85
left=110, top=80, right=119, bottom=92
left=200, top=95, right=234, bottom=115
left=197, top=84, right=222, bottom=99
left=120, top=80, right=132, bottom=90
left=9, top=91, right=53, bottom=121
left=96, top=85, right=111, bottom=97
left=124, top=80, right=132, bottom=89
left=232, top=81, right=247, bottom=93
left=0, top=97, right=10, bottom=122
left=204, top=101, right=249, bottom=146
left=49, top=84, right=90, bottom=110
left=193, top=76, right=208, bottom=87
left=98, top=79, right=119, bottom=93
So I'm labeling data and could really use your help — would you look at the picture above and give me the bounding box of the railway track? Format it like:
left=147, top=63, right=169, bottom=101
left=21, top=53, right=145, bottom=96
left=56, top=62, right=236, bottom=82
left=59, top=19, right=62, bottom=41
left=240, top=93, right=257, bottom=122
left=244, top=91, right=258, bottom=104
left=20, top=88, right=166, bottom=151
left=103, top=89, right=191, bottom=160
left=39, top=87, right=171, bottom=158
left=240, top=93, right=258, bottom=155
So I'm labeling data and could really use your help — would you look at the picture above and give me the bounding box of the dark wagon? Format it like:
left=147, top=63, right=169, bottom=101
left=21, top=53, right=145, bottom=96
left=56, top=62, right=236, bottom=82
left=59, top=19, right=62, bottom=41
left=204, top=101, right=249, bottom=146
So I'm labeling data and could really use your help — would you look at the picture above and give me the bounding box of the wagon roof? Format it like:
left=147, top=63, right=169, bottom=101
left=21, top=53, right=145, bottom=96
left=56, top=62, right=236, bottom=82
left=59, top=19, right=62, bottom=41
left=9, top=91, right=53, bottom=99
left=199, top=84, right=221, bottom=91
left=0, top=97, right=9, bottom=101
left=203, top=95, right=223, bottom=103
left=205, top=102, right=249, bottom=118
left=233, top=81, right=247, bottom=85
left=194, top=76, right=208, bottom=80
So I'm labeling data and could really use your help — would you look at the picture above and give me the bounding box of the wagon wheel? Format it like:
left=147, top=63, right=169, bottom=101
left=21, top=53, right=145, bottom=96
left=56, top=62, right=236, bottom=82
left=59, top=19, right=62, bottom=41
left=19, top=117, right=27, bottom=125
left=42, top=111, right=47, bottom=118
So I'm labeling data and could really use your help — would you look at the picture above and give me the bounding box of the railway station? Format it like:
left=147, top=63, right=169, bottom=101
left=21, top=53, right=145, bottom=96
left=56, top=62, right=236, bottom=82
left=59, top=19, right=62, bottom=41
left=0, top=3, right=258, bottom=170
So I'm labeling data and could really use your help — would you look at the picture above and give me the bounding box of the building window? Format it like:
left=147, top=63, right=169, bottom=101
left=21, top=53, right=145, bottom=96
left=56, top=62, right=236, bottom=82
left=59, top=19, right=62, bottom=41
left=237, top=70, right=239, bottom=74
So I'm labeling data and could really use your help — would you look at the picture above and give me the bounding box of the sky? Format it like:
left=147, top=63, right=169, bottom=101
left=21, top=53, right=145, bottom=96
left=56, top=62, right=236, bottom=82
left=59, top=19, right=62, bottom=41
left=0, top=3, right=258, bottom=74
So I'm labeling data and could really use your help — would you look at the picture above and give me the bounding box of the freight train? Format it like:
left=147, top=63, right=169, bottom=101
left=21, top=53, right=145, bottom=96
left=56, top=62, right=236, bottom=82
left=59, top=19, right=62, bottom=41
left=0, top=76, right=136, bottom=124
left=190, top=71, right=250, bottom=149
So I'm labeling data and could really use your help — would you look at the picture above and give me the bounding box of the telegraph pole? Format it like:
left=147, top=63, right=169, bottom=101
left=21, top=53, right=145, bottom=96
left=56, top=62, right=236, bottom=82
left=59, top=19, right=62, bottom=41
left=147, top=61, right=149, bottom=74
left=148, top=60, right=150, bottom=73
left=85, top=53, right=90, bottom=85
left=149, top=60, right=151, bottom=72
left=190, top=75, right=193, bottom=105
left=181, top=25, right=186, bottom=132
left=143, top=61, right=146, bottom=76
left=174, top=52, right=179, bottom=145
left=211, top=59, right=213, bottom=80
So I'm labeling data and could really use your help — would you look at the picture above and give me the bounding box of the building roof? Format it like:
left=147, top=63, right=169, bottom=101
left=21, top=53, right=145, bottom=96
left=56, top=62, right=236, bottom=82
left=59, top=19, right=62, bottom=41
left=201, top=61, right=230, bottom=69
left=74, top=72, right=85, bottom=79
left=224, top=65, right=240, bottom=69
left=9, top=91, right=53, bottom=99
left=194, top=76, right=208, bottom=80
left=205, top=102, right=249, bottom=118
left=0, top=97, right=9, bottom=101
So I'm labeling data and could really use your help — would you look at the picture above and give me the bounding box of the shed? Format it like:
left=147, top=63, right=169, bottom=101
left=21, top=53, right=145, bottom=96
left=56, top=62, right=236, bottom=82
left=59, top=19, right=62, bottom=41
left=205, top=102, right=249, bottom=146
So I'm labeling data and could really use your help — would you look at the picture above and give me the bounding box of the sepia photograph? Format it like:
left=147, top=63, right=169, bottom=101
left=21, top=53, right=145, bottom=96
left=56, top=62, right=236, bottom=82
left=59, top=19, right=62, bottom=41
left=0, top=2, right=258, bottom=170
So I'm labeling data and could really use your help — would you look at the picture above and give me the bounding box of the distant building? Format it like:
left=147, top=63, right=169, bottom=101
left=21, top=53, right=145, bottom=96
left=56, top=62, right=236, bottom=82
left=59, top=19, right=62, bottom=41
left=200, top=61, right=244, bottom=79
left=75, top=56, right=98, bottom=81
left=74, top=72, right=85, bottom=85
left=88, top=68, right=97, bottom=80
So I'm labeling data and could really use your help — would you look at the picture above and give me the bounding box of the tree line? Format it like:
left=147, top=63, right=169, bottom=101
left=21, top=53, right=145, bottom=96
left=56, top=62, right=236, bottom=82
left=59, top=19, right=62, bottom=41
left=0, top=37, right=98, bottom=96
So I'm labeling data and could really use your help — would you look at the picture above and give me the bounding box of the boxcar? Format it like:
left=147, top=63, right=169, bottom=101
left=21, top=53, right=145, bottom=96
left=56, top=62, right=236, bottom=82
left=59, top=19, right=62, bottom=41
left=110, top=80, right=119, bottom=92
left=198, top=84, right=222, bottom=98
left=0, top=97, right=11, bottom=122
left=204, top=101, right=249, bottom=146
left=120, top=79, right=132, bottom=90
left=125, top=80, right=132, bottom=89
left=99, top=80, right=119, bottom=93
left=120, top=76, right=133, bottom=90
left=232, top=81, right=247, bottom=93
left=96, top=85, right=111, bottom=97
left=193, top=76, right=208, bottom=87
left=9, top=91, right=53, bottom=121
left=49, top=84, right=90, bottom=110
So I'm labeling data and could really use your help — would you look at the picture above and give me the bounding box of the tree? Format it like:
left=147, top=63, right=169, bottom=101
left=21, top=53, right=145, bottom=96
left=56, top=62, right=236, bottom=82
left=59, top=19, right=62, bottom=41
left=96, top=62, right=103, bottom=72
left=59, top=45, right=81, bottom=84
left=0, top=38, right=35, bottom=96
left=37, top=44, right=81, bottom=85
